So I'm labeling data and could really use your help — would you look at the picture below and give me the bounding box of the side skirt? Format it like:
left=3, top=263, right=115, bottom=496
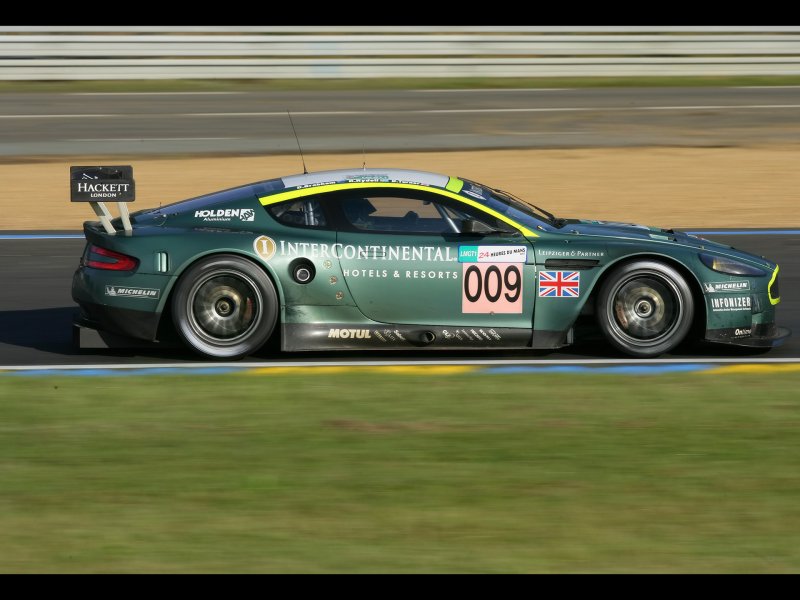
left=282, top=323, right=571, bottom=352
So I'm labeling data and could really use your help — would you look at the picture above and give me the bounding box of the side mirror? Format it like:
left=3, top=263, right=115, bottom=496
left=461, top=219, right=494, bottom=234
left=461, top=219, right=516, bottom=235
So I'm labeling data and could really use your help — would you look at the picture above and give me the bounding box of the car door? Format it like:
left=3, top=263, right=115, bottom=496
left=333, top=187, right=535, bottom=329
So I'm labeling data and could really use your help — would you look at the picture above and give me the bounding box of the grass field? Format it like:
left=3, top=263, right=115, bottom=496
left=1, top=370, right=799, bottom=573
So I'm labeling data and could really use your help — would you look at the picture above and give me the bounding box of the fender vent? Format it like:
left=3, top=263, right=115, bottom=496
left=543, top=259, right=599, bottom=270
left=155, top=252, right=169, bottom=273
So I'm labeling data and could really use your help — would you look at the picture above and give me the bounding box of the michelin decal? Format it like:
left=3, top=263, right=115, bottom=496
left=105, top=285, right=159, bottom=299
left=704, top=281, right=750, bottom=293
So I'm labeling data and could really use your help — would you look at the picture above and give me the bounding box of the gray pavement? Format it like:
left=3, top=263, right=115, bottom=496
left=2, top=86, right=800, bottom=156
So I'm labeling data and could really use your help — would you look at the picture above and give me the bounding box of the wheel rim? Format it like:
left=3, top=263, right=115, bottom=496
left=607, top=274, right=682, bottom=346
left=186, top=270, right=262, bottom=346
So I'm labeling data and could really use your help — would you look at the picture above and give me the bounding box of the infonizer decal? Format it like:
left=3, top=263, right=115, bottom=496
left=459, top=245, right=527, bottom=263
left=710, top=296, right=752, bottom=312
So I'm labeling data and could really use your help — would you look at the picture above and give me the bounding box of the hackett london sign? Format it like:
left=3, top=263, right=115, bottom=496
left=70, top=166, right=135, bottom=202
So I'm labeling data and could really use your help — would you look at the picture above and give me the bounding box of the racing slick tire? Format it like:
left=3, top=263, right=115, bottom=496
left=172, top=254, right=278, bottom=359
left=596, top=260, right=694, bottom=358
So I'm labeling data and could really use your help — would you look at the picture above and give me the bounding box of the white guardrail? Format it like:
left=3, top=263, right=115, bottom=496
left=2, top=26, right=800, bottom=80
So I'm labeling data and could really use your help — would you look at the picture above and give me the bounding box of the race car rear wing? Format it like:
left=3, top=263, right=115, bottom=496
left=70, top=165, right=135, bottom=235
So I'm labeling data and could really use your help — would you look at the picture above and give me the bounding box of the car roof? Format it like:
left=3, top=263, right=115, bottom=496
left=265, top=169, right=539, bottom=238
left=280, top=168, right=450, bottom=190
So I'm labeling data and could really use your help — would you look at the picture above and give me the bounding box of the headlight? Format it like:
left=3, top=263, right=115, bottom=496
left=699, top=253, right=766, bottom=277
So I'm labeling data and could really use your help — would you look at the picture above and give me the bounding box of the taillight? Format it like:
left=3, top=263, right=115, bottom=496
left=83, top=244, right=139, bottom=271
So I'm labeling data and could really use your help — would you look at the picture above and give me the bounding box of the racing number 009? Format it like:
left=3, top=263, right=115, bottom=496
left=464, top=265, right=521, bottom=303
left=461, top=263, right=523, bottom=314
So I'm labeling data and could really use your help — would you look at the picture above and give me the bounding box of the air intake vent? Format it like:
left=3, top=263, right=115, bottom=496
left=543, top=259, right=599, bottom=270
left=155, top=252, right=169, bottom=273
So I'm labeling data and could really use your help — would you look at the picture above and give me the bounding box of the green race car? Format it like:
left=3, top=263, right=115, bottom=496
left=71, top=166, right=789, bottom=359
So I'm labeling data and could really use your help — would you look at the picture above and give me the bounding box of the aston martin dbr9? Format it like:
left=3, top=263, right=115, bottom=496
left=71, top=167, right=789, bottom=358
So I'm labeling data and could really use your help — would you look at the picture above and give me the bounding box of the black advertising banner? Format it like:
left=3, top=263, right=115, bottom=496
left=70, top=166, right=135, bottom=202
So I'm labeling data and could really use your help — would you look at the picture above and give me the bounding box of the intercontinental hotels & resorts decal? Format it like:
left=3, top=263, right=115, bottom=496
left=253, top=237, right=535, bottom=282
left=254, top=238, right=530, bottom=265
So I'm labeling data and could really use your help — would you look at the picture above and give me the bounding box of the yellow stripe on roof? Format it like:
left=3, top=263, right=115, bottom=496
left=259, top=182, right=537, bottom=237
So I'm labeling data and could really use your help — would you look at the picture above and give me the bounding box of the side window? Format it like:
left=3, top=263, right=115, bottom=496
left=342, top=197, right=446, bottom=233
left=342, top=196, right=448, bottom=233
left=339, top=192, right=517, bottom=235
left=267, top=198, right=328, bottom=228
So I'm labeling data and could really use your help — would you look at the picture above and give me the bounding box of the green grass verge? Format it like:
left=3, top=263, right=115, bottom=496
left=1, top=371, right=799, bottom=573
left=3, top=75, right=800, bottom=93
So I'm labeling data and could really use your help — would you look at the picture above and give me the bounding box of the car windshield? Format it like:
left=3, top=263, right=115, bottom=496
left=459, top=177, right=559, bottom=229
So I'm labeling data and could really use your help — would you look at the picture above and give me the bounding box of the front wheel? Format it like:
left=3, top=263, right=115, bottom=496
left=596, top=260, right=694, bottom=358
left=172, top=254, right=278, bottom=359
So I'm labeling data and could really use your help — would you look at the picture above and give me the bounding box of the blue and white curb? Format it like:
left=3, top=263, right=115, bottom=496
left=1, top=358, right=799, bottom=377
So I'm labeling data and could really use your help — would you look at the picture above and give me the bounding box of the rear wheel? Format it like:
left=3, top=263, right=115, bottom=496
left=596, top=260, right=694, bottom=357
left=172, top=254, right=278, bottom=359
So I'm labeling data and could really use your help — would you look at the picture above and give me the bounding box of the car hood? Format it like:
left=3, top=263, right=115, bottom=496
left=564, top=218, right=673, bottom=235
left=557, top=219, right=775, bottom=269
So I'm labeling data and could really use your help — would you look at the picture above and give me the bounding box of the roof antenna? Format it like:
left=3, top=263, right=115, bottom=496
left=362, top=144, right=366, bottom=170
left=287, top=110, right=308, bottom=175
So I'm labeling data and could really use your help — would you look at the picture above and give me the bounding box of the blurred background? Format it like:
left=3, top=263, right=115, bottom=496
left=2, top=25, right=800, bottom=229
left=2, top=25, right=800, bottom=573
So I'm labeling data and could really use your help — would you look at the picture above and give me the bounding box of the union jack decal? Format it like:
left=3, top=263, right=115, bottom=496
left=538, top=271, right=580, bottom=297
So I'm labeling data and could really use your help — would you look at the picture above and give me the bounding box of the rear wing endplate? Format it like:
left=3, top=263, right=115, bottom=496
left=70, top=165, right=135, bottom=234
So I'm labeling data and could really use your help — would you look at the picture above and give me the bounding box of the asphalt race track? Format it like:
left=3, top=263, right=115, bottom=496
left=2, top=86, right=800, bottom=156
left=0, top=232, right=796, bottom=367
